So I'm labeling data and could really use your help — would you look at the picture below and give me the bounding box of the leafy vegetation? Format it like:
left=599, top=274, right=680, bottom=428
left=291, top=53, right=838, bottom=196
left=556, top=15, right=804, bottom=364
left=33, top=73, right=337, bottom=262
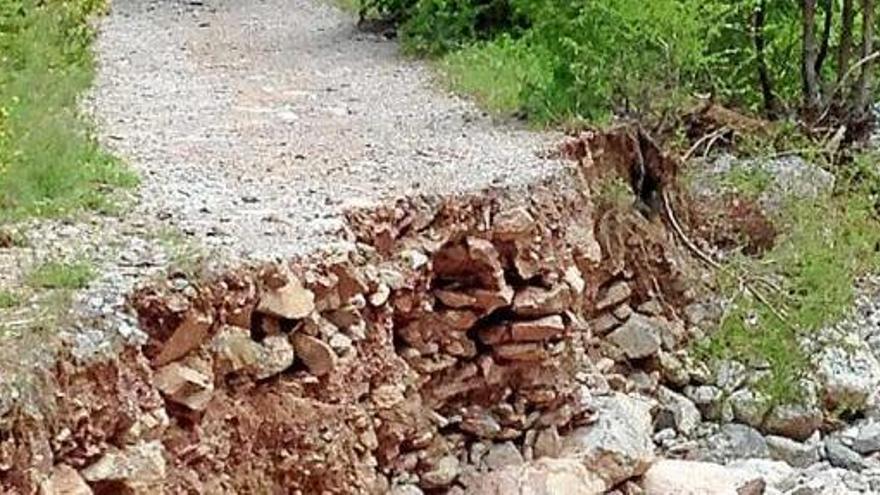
left=0, top=289, right=21, bottom=308
left=696, top=156, right=880, bottom=403
left=26, top=259, right=95, bottom=289
left=0, top=0, right=136, bottom=222
left=361, top=0, right=879, bottom=126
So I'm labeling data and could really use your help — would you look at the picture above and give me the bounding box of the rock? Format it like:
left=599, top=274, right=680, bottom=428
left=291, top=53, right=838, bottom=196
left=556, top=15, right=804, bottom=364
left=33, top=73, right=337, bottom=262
left=728, top=389, right=769, bottom=429
left=255, top=334, right=295, bottom=379
left=81, top=441, right=166, bottom=493
left=657, top=352, right=689, bottom=388
left=494, top=207, right=535, bottom=240
left=510, top=315, right=566, bottom=342
left=613, top=304, right=633, bottom=321
left=722, top=423, right=770, bottom=459
left=293, top=333, right=337, bottom=376
left=484, top=441, right=524, bottom=471
left=153, top=310, right=213, bottom=366
left=715, top=360, right=748, bottom=393
left=420, top=455, right=460, bottom=489
left=815, top=338, right=880, bottom=412
left=328, top=332, right=354, bottom=354
left=596, top=281, right=632, bottom=311
left=460, top=411, right=503, bottom=439
left=762, top=389, right=823, bottom=441
left=606, top=314, right=661, bottom=360
left=210, top=325, right=262, bottom=375
left=390, top=484, right=424, bottom=495
left=564, top=266, right=586, bottom=295
left=590, top=313, right=621, bottom=335
left=257, top=276, right=315, bottom=320
left=561, top=393, right=654, bottom=486
left=848, top=421, right=880, bottom=454
left=766, top=435, right=820, bottom=468
left=41, top=464, right=93, bottom=495
left=641, top=460, right=761, bottom=495
left=153, top=359, right=214, bottom=411
left=725, top=458, right=794, bottom=488
left=494, top=342, right=547, bottom=362
left=513, top=286, right=572, bottom=317
left=534, top=427, right=562, bottom=458
left=825, top=437, right=866, bottom=472
left=469, top=457, right=606, bottom=495
left=699, top=424, right=769, bottom=463
left=685, top=385, right=725, bottom=420
left=655, top=387, right=701, bottom=436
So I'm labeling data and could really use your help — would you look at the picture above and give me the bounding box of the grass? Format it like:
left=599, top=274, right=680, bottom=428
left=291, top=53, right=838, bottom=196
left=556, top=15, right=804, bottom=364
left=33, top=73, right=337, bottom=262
left=0, top=289, right=21, bottom=308
left=26, top=259, right=95, bottom=289
left=695, top=158, right=880, bottom=404
left=439, top=35, right=550, bottom=119
left=0, top=0, right=137, bottom=223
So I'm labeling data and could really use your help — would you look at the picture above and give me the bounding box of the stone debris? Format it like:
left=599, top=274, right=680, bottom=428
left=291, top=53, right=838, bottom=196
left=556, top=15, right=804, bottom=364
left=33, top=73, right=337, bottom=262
left=255, top=334, right=295, bottom=379
left=292, top=333, right=337, bottom=376
left=256, top=276, right=315, bottom=320
left=153, top=358, right=214, bottom=411
left=469, top=457, right=607, bottom=495
left=814, top=337, right=880, bottom=413
left=641, top=460, right=762, bottom=495
left=766, top=434, right=820, bottom=468
left=153, top=310, right=213, bottom=366
left=13, top=138, right=880, bottom=495
left=513, top=285, right=572, bottom=317
left=606, top=314, right=662, bottom=360
left=510, top=315, right=566, bottom=342
left=81, top=441, right=167, bottom=493
left=40, top=464, right=93, bottom=495
left=596, top=281, right=632, bottom=311
left=562, top=393, right=655, bottom=486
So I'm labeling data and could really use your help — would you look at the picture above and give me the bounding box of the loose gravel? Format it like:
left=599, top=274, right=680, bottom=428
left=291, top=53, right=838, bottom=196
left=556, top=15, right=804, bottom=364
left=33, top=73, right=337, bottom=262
left=90, top=0, right=566, bottom=261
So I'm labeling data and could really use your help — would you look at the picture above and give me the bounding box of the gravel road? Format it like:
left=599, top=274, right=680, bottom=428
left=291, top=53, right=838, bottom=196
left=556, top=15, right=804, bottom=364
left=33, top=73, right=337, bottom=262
left=91, top=0, right=566, bottom=260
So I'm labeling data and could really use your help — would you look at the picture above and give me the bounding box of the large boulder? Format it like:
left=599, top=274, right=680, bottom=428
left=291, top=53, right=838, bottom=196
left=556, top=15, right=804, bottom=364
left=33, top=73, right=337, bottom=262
left=561, top=393, right=654, bottom=486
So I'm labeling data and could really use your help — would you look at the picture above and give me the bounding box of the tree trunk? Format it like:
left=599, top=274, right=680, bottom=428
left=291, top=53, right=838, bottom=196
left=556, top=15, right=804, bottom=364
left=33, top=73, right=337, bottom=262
left=802, top=0, right=822, bottom=113
left=856, top=0, right=876, bottom=116
left=754, top=0, right=777, bottom=116
left=816, top=0, right=833, bottom=73
left=837, top=0, right=855, bottom=86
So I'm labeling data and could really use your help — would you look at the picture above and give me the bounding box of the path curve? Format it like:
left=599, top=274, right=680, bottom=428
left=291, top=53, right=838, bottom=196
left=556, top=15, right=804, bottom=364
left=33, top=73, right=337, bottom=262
left=92, top=0, right=565, bottom=260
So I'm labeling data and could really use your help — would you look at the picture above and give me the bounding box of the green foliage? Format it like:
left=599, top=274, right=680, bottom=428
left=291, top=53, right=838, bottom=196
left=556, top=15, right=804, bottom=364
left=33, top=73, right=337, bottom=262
left=439, top=34, right=550, bottom=116
left=26, top=259, right=95, bottom=289
left=364, top=0, right=879, bottom=123
left=0, top=0, right=137, bottom=222
left=0, top=289, right=21, bottom=308
left=697, top=162, right=880, bottom=403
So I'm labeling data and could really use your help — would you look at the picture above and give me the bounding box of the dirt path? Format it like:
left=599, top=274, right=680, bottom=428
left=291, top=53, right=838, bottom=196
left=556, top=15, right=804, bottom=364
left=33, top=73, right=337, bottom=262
left=91, top=0, right=565, bottom=260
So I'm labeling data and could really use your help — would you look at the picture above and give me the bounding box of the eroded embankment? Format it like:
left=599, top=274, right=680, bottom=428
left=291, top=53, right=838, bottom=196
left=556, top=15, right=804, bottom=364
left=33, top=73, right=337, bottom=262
left=0, top=129, right=708, bottom=494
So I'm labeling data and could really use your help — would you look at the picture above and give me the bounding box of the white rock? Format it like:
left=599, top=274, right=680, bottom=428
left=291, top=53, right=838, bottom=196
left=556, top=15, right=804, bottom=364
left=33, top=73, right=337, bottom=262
left=815, top=338, right=880, bottom=412
left=561, top=393, right=654, bottom=486
left=642, top=460, right=760, bottom=495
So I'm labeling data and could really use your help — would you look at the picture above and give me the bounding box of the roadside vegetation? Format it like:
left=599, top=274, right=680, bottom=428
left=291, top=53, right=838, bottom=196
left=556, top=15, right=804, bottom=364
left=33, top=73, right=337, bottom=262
left=0, top=0, right=136, bottom=222
left=359, top=0, right=878, bottom=130
left=358, top=0, right=880, bottom=402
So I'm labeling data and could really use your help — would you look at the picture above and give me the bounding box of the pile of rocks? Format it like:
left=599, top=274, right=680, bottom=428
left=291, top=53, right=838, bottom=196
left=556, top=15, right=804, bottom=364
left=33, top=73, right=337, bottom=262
left=11, top=145, right=880, bottom=494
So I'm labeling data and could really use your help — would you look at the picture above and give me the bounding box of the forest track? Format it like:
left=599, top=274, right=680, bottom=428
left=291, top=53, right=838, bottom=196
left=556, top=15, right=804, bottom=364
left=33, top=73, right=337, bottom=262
left=91, top=0, right=566, bottom=261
